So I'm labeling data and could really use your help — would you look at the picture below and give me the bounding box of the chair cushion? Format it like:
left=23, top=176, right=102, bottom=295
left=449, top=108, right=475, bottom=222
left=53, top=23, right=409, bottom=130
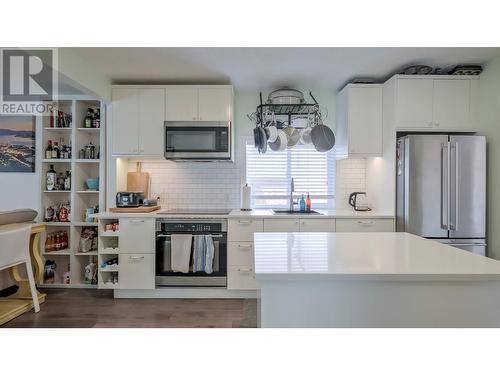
left=0, top=209, right=37, bottom=226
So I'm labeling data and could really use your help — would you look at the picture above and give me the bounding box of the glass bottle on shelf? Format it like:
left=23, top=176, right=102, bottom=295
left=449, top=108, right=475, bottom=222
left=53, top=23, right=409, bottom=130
left=64, top=171, right=71, bottom=191
left=46, top=164, right=56, bottom=191
left=45, top=234, right=52, bottom=252
left=89, top=142, right=95, bottom=159
left=45, top=140, right=53, bottom=159
left=84, top=109, right=93, bottom=128
left=54, top=233, right=61, bottom=251
left=51, top=142, right=58, bottom=159
left=95, top=108, right=100, bottom=128
left=62, top=231, right=68, bottom=249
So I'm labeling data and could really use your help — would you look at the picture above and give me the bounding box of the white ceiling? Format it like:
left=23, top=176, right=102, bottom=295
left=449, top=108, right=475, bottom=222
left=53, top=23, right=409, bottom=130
left=74, top=47, right=500, bottom=91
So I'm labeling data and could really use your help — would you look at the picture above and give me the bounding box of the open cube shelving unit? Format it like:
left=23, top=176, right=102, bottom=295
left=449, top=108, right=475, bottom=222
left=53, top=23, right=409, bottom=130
left=39, top=96, right=105, bottom=289
left=97, top=219, right=120, bottom=289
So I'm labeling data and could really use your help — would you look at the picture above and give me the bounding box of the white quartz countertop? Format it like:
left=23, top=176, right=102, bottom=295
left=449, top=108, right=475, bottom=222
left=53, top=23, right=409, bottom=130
left=254, top=232, right=500, bottom=281
left=92, top=208, right=394, bottom=220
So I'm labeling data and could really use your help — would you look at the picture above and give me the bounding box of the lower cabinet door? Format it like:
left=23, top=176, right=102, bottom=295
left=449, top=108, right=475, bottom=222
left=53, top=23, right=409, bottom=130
left=228, top=266, right=260, bottom=290
left=299, top=218, right=335, bottom=232
left=335, top=218, right=394, bottom=232
left=119, top=253, right=155, bottom=289
left=264, top=218, right=300, bottom=232
left=228, top=242, right=254, bottom=266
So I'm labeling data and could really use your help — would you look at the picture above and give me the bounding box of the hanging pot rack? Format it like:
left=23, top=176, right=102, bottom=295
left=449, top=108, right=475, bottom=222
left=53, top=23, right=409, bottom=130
left=255, top=91, right=321, bottom=126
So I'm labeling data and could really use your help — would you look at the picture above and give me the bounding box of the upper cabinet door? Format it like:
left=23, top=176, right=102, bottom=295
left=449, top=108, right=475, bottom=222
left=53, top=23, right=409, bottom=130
left=138, top=88, right=165, bottom=155
left=112, top=88, right=139, bottom=154
left=432, top=79, right=470, bottom=130
left=166, top=87, right=198, bottom=121
left=198, top=87, right=232, bottom=121
left=396, top=78, right=434, bottom=128
left=348, top=86, right=382, bottom=155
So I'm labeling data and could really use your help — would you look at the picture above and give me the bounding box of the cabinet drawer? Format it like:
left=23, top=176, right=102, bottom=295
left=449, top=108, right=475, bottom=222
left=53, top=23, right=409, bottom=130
left=118, top=253, right=155, bottom=289
left=299, top=218, right=335, bottom=232
left=228, top=242, right=254, bottom=266
left=227, top=266, right=259, bottom=290
left=119, top=218, right=155, bottom=254
left=264, top=218, right=300, bottom=232
left=335, top=218, right=394, bottom=232
left=228, top=219, right=263, bottom=241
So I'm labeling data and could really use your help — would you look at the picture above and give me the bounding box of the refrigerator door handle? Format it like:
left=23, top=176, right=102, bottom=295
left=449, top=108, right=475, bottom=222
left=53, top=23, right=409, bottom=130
left=441, top=142, right=449, bottom=230
left=450, top=142, right=458, bottom=231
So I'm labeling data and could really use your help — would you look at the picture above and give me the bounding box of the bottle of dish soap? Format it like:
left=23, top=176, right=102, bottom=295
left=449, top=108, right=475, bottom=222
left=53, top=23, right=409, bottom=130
left=299, top=194, right=306, bottom=212
left=306, top=192, right=312, bottom=212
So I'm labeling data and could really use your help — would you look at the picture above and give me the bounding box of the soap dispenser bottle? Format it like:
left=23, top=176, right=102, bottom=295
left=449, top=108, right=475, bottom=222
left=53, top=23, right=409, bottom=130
left=299, top=194, right=306, bottom=212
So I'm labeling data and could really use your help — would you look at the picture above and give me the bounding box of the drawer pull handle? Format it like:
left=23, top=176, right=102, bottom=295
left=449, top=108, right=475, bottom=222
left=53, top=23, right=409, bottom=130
left=357, top=220, right=373, bottom=225
left=238, top=220, right=252, bottom=225
left=129, top=220, right=145, bottom=224
left=238, top=267, right=253, bottom=273
left=129, top=256, right=145, bottom=260
left=238, top=244, right=253, bottom=249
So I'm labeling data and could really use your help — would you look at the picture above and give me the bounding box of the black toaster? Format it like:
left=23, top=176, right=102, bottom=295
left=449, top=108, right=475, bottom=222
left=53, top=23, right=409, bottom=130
left=116, top=192, right=145, bottom=207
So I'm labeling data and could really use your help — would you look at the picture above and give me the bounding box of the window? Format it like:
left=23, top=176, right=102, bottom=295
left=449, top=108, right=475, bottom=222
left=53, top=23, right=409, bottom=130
left=245, top=141, right=335, bottom=208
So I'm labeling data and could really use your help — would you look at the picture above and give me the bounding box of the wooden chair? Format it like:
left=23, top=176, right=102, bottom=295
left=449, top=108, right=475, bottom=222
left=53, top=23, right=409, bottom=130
left=0, top=224, right=40, bottom=313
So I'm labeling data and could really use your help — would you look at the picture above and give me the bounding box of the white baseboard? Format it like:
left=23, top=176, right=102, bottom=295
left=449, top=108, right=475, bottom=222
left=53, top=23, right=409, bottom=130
left=114, top=287, right=258, bottom=299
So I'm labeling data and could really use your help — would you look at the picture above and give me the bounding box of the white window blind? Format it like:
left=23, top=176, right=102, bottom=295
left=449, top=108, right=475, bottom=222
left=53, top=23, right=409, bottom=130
left=245, top=142, right=335, bottom=208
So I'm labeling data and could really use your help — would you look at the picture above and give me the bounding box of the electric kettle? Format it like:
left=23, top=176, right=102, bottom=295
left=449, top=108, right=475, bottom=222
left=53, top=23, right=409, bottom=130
left=348, top=192, right=371, bottom=212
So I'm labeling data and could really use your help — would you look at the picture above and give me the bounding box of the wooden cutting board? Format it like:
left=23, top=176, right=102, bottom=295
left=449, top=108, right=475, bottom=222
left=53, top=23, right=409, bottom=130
left=127, top=162, right=150, bottom=198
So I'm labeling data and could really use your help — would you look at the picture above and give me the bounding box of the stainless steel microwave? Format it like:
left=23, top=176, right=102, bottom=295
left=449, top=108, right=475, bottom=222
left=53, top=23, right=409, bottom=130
left=164, top=121, right=231, bottom=161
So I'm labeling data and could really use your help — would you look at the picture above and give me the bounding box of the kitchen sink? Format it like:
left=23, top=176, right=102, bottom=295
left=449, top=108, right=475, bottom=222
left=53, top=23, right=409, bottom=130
left=272, top=209, right=323, bottom=215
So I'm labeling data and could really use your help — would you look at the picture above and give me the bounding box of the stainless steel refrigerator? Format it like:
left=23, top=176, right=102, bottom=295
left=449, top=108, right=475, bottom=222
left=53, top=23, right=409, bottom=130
left=396, top=134, right=486, bottom=255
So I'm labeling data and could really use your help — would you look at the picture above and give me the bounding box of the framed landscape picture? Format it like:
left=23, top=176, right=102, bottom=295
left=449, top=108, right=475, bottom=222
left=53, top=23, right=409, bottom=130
left=0, top=115, right=36, bottom=173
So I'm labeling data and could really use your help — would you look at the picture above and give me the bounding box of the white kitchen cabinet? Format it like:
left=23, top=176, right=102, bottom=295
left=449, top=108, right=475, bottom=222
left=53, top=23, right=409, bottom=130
left=228, top=266, right=259, bottom=290
left=336, top=84, right=383, bottom=158
left=165, top=86, right=232, bottom=122
left=198, top=87, right=232, bottom=121
left=393, top=76, right=479, bottom=131
left=119, top=253, right=155, bottom=289
left=263, top=218, right=335, bottom=232
left=299, top=218, right=335, bottom=232
left=111, top=87, right=165, bottom=156
left=335, top=218, right=394, bottom=232
left=112, top=88, right=140, bottom=154
left=432, top=79, right=470, bottom=130
left=228, top=219, right=264, bottom=242
left=395, top=78, right=434, bottom=129
left=264, top=218, right=300, bottom=232
left=228, top=219, right=262, bottom=290
left=119, top=218, right=155, bottom=254
left=165, top=86, right=198, bottom=121
left=138, top=88, right=165, bottom=155
left=228, top=242, right=254, bottom=267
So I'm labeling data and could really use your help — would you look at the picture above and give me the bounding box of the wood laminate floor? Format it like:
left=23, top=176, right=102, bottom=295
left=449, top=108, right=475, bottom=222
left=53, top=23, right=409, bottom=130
left=1, top=289, right=258, bottom=328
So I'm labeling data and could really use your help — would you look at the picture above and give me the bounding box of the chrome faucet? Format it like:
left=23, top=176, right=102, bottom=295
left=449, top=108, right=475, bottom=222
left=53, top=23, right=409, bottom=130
left=289, top=178, right=298, bottom=212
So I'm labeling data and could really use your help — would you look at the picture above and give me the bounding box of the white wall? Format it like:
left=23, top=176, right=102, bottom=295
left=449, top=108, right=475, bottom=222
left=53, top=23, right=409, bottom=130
left=0, top=116, right=42, bottom=289
left=478, top=55, right=500, bottom=259
left=58, top=48, right=112, bottom=101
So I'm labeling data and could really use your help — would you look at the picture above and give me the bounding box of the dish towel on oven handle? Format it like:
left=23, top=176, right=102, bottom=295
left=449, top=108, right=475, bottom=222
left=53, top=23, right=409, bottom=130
left=171, top=234, right=193, bottom=273
left=204, top=234, right=215, bottom=274
left=193, top=234, right=215, bottom=274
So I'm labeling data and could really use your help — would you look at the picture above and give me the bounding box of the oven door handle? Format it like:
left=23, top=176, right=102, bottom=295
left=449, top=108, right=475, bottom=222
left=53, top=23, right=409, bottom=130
left=156, top=234, right=224, bottom=238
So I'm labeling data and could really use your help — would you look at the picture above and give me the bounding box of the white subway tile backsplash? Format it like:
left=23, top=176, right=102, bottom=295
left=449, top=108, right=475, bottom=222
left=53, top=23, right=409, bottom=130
left=132, top=160, right=242, bottom=210
left=335, top=158, right=367, bottom=209
left=134, top=155, right=366, bottom=210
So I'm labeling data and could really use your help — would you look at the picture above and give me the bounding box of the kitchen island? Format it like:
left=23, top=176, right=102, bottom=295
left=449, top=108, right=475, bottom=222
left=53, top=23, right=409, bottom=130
left=254, top=232, right=500, bottom=328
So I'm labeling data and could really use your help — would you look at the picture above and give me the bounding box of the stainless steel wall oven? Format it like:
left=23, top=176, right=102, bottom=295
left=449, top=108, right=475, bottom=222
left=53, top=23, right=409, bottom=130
left=155, top=219, right=227, bottom=287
